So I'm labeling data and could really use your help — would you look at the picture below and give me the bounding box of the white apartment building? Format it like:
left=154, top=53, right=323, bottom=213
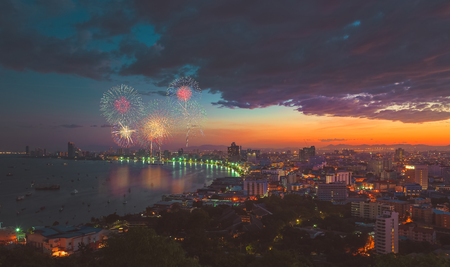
left=351, top=202, right=394, bottom=220
left=375, top=211, right=399, bottom=254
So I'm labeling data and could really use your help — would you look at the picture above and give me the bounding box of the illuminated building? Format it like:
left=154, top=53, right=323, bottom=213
left=317, top=183, right=347, bottom=202
left=376, top=198, right=409, bottom=221
left=394, top=148, right=405, bottom=162
left=404, top=183, right=422, bottom=197
left=68, top=142, right=75, bottom=158
left=178, top=148, right=183, bottom=156
left=325, top=170, right=352, bottom=185
left=244, top=179, right=268, bottom=197
left=398, top=224, right=435, bottom=244
left=375, top=211, right=398, bottom=254
left=228, top=142, right=240, bottom=162
left=351, top=202, right=394, bottom=220
left=405, top=165, right=428, bottom=190
left=434, top=209, right=450, bottom=229
left=368, top=159, right=392, bottom=176
left=26, top=225, right=108, bottom=256
left=299, top=146, right=315, bottom=162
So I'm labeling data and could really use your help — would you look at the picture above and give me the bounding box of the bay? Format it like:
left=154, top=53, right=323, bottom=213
left=0, top=155, right=239, bottom=229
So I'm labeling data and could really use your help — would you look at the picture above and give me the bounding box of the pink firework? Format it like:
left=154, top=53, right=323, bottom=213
left=176, top=86, right=192, bottom=102
left=114, top=96, right=130, bottom=114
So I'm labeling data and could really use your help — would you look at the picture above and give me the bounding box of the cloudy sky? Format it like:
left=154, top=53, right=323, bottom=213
left=2, top=0, right=450, bottom=151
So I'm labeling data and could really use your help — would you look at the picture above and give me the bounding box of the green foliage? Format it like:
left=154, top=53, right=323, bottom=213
left=100, top=227, right=200, bottom=267
left=248, top=249, right=313, bottom=267
left=374, top=253, right=450, bottom=267
left=0, top=245, right=55, bottom=267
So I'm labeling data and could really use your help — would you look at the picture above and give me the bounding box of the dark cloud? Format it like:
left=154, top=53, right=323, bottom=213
left=4, top=0, right=450, bottom=123
left=0, top=0, right=111, bottom=80
left=60, top=124, right=83, bottom=128
left=320, top=139, right=349, bottom=142
left=120, top=0, right=450, bottom=123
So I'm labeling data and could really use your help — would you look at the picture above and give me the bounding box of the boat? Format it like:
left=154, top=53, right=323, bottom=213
left=26, top=192, right=32, bottom=197
left=123, top=201, right=127, bottom=204
left=107, top=200, right=110, bottom=204
left=40, top=206, right=45, bottom=210
left=6, top=173, right=13, bottom=176
left=35, top=184, right=60, bottom=190
left=63, top=163, right=68, bottom=165
left=71, top=189, right=78, bottom=195
left=16, top=196, right=25, bottom=201
left=59, top=208, right=64, bottom=212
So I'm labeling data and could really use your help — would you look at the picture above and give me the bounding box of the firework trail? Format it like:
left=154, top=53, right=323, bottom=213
left=100, top=84, right=145, bottom=125
left=111, top=122, right=137, bottom=148
left=138, top=99, right=175, bottom=160
left=167, top=77, right=205, bottom=147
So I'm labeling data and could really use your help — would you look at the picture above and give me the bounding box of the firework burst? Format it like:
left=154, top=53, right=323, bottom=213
left=167, top=77, right=201, bottom=103
left=138, top=99, right=175, bottom=149
left=167, top=77, right=205, bottom=147
left=100, top=84, right=145, bottom=125
left=111, top=122, right=137, bottom=148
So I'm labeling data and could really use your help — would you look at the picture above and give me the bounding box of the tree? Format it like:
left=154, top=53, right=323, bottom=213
left=100, top=227, right=200, bottom=267
left=248, top=249, right=313, bottom=267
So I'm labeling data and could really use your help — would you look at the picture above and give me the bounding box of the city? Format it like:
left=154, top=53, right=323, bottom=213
left=2, top=142, right=450, bottom=266
left=2, top=0, right=450, bottom=267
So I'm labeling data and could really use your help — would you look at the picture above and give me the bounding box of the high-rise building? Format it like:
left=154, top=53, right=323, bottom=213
left=415, top=165, right=428, bottom=190
left=317, top=183, right=347, bottom=202
left=244, top=179, right=268, bottom=197
left=68, top=142, right=75, bottom=158
left=26, top=146, right=29, bottom=156
left=117, top=148, right=123, bottom=155
left=326, top=170, right=352, bottom=185
left=405, top=165, right=428, bottom=190
left=299, top=146, right=315, bottom=162
left=178, top=148, right=183, bottom=157
left=228, top=142, right=240, bottom=162
left=394, top=148, right=405, bottom=162
left=375, top=211, right=399, bottom=254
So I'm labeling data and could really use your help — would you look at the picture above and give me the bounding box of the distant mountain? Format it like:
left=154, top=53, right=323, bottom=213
left=319, top=143, right=450, bottom=152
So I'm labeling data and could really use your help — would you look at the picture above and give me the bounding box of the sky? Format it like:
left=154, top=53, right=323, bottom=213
left=2, top=0, right=450, bottom=152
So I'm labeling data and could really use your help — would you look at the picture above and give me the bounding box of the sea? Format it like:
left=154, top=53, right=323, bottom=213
left=0, top=155, right=239, bottom=229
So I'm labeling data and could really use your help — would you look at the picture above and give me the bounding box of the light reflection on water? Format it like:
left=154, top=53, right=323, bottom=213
left=0, top=156, right=239, bottom=229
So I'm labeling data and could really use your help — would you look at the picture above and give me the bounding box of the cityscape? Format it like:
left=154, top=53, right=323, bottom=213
left=2, top=1, right=450, bottom=267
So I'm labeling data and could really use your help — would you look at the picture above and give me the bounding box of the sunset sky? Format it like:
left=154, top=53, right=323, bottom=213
left=2, top=0, right=450, bottom=151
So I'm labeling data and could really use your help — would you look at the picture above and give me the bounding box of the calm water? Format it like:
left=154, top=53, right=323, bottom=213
left=0, top=156, right=239, bottom=229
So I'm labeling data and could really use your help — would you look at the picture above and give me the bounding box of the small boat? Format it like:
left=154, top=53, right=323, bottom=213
left=16, top=196, right=25, bottom=201
left=17, top=211, right=20, bottom=215
left=24, top=168, right=30, bottom=171
left=26, top=192, right=32, bottom=197
left=63, top=163, right=68, bottom=165
left=107, top=200, right=110, bottom=204
left=71, top=189, right=78, bottom=195
left=123, top=201, right=127, bottom=204
left=59, top=208, right=64, bottom=212
left=40, top=206, right=45, bottom=210
left=6, top=173, right=13, bottom=176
